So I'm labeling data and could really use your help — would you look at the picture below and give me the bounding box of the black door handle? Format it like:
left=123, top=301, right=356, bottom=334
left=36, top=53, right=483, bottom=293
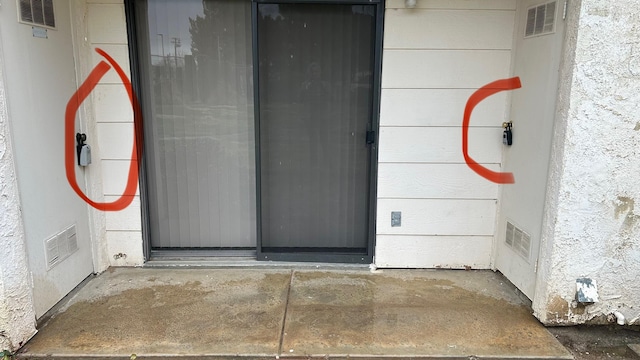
left=366, top=130, right=375, bottom=145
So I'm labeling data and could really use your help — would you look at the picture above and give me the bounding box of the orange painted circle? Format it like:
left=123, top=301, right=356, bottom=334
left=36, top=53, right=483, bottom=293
left=65, top=48, right=143, bottom=211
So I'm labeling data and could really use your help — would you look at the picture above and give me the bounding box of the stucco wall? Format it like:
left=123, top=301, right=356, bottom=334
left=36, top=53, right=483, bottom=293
left=534, top=0, right=640, bottom=325
left=0, top=31, right=37, bottom=352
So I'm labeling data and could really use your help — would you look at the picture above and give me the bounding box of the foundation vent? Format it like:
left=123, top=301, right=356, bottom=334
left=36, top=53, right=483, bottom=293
left=525, top=1, right=556, bottom=38
left=44, top=224, right=79, bottom=270
left=505, top=221, right=531, bottom=260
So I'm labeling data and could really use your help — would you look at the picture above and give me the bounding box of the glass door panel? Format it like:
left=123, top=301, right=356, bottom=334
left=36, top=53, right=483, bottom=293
left=135, top=0, right=256, bottom=251
left=255, top=3, right=377, bottom=259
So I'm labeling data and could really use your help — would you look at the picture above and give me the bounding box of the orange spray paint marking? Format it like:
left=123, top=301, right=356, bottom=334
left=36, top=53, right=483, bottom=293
left=65, top=48, right=143, bottom=211
left=462, top=77, right=521, bottom=184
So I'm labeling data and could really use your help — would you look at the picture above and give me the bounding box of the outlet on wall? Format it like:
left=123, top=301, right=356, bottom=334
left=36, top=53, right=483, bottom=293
left=391, top=211, right=401, bottom=227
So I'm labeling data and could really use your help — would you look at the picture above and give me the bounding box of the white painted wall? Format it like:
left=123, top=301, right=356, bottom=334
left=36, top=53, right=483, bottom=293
left=494, top=0, right=567, bottom=299
left=534, top=0, right=640, bottom=325
left=375, top=0, right=516, bottom=268
left=0, top=0, right=95, bottom=318
left=0, top=29, right=37, bottom=352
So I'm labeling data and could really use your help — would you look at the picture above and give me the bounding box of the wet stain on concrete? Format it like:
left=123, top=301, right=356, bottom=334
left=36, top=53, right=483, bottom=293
left=18, top=269, right=571, bottom=359
left=19, top=270, right=291, bottom=356
left=283, top=271, right=570, bottom=357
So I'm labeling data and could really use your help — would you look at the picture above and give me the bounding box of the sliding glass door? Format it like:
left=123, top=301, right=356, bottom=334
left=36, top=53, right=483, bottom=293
left=130, top=0, right=382, bottom=261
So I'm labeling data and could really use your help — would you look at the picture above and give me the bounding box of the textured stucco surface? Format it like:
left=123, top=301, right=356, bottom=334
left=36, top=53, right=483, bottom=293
left=0, top=38, right=37, bottom=351
left=534, top=0, right=640, bottom=325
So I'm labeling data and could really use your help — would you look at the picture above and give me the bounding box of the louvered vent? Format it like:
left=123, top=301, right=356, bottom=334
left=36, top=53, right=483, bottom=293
left=505, top=221, right=531, bottom=260
left=525, top=1, right=556, bottom=38
left=44, top=224, right=79, bottom=270
left=19, top=0, right=56, bottom=28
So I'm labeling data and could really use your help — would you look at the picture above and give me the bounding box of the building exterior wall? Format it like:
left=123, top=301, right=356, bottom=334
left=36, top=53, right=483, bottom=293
left=0, top=27, right=37, bottom=352
left=78, top=0, right=520, bottom=269
left=82, top=0, right=144, bottom=266
left=534, top=0, right=640, bottom=325
left=2, top=1, right=638, bottom=346
left=0, top=0, right=95, bottom=318
left=494, top=0, right=568, bottom=300
left=375, top=0, right=517, bottom=268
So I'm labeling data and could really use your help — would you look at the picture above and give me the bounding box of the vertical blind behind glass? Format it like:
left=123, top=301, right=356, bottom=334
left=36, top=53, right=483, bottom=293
left=137, top=0, right=256, bottom=249
left=257, top=4, right=375, bottom=250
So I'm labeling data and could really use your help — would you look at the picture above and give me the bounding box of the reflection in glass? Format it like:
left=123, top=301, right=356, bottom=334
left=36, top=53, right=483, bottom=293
left=136, top=0, right=255, bottom=249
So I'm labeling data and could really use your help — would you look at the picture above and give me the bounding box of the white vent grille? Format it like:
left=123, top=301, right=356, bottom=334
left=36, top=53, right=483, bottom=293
left=525, top=1, right=556, bottom=38
left=45, top=237, right=60, bottom=268
left=44, top=224, right=79, bottom=270
left=18, top=0, right=56, bottom=28
left=505, top=221, right=531, bottom=260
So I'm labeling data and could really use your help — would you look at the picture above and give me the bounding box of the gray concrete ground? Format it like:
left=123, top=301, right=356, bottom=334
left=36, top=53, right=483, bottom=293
left=17, top=268, right=573, bottom=359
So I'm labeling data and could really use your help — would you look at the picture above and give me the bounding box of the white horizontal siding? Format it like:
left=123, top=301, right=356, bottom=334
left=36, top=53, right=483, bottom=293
left=106, top=231, right=144, bottom=266
left=93, top=85, right=133, bottom=123
left=375, top=235, right=493, bottom=269
left=87, top=4, right=128, bottom=44
left=87, top=1, right=143, bottom=265
left=97, top=122, right=134, bottom=160
left=384, top=10, right=515, bottom=50
left=378, top=127, right=502, bottom=163
left=377, top=199, right=497, bottom=236
left=380, top=89, right=508, bottom=127
left=376, top=2, right=515, bottom=268
left=382, top=50, right=512, bottom=89
left=385, top=0, right=516, bottom=10
left=378, top=163, right=499, bottom=199
left=101, top=160, right=140, bottom=196
left=89, top=44, right=130, bottom=84
left=104, top=195, right=141, bottom=231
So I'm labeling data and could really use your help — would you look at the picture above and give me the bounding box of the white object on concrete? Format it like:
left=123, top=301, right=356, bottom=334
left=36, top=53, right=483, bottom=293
left=612, top=311, right=625, bottom=326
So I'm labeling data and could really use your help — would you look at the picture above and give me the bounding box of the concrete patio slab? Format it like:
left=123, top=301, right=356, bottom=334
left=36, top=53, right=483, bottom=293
left=17, top=268, right=572, bottom=359
left=18, top=268, right=291, bottom=358
left=282, top=270, right=571, bottom=358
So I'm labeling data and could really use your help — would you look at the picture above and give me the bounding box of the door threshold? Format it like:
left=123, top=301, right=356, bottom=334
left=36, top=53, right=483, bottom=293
left=144, top=257, right=371, bottom=270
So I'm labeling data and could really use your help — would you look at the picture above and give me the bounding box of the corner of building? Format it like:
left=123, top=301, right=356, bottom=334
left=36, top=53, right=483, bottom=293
left=0, top=31, right=37, bottom=352
left=534, top=0, right=640, bottom=326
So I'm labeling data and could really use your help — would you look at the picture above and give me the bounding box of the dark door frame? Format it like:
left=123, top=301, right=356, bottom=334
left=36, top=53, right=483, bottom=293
left=252, top=0, right=384, bottom=263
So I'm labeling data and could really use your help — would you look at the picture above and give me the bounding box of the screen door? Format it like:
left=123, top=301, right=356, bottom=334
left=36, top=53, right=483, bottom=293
left=254, top=2, right=381, bottom=262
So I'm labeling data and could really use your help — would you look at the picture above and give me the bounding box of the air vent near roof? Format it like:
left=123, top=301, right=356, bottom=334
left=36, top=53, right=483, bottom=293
left=19, top=0, right=56, bottom=28
left=44, top=224, right=79, bottom=270
left=505, top=221, right=531, bottom=261
left=525, top=1, right=556, bottom=38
